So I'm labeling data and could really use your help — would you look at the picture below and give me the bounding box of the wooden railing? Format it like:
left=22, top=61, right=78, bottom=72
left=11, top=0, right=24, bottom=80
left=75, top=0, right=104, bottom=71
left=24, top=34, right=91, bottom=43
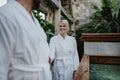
left=74, top=33, right=120, bottom=80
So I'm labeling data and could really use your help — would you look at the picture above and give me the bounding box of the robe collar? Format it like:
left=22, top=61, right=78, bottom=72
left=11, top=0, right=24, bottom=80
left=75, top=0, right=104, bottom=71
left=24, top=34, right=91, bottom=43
left=11, top=1, right=39, bottom=27
left=58, top=33, right=69, bottom=40
left=58, top=34, right=69, bottom=51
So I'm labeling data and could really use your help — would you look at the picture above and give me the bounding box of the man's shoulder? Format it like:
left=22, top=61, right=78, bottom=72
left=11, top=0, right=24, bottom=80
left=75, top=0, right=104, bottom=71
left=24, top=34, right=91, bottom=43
left=0, top=2, right=16, bottom=15
left=0, top=3, right=9, bottom=12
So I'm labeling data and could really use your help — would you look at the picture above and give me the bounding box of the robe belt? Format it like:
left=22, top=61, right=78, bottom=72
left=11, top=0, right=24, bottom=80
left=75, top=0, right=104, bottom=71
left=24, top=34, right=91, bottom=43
left=56, top=57, right=72, bottom=61
left=56, top=57, right=73, bottom=66
left=10, top=64, right=51, bottom=80
left=10, top=65, right=47, bottom=71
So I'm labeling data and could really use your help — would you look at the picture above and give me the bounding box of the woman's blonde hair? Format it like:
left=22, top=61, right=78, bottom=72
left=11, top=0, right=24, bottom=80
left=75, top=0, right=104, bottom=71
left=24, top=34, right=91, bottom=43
left=59, top=19, right=69, bottom=31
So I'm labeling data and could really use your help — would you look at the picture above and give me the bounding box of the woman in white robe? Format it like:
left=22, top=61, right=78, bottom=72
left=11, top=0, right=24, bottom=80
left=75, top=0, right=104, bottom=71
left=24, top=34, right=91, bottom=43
left=49, top=20, right=79, bottom=80
left=0, top=0, right=51, bottom=80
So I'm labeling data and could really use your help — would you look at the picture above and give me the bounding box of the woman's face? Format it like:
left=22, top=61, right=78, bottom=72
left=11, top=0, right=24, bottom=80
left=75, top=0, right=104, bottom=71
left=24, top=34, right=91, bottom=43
left=59, top=23, right=67, bottom=35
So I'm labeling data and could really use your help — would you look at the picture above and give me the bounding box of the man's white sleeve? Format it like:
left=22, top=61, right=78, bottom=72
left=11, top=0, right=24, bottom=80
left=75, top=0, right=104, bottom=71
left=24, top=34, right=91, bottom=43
left=0, top=15, right=15, bottom=80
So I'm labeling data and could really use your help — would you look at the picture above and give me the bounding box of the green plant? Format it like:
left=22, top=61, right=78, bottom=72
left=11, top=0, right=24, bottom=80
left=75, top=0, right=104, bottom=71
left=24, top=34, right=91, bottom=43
left=32, top=10, right=55, bottom=42
left=76, top=0, right=120, bottom=33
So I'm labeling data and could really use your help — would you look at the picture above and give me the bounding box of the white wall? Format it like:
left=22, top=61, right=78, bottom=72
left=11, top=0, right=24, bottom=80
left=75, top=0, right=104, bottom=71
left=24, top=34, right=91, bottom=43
left=84, top=42, right=120, bottom=55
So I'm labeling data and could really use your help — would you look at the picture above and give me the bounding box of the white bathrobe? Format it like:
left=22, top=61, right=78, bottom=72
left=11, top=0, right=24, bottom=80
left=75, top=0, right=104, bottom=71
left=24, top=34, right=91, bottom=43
left=0, top=1, right=51, bottom=80
left=49, top=34, right=79, bottom=80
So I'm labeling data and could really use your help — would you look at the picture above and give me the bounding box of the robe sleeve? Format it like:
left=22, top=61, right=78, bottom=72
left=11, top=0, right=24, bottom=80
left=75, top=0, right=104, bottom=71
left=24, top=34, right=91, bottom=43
left=49, top=38, right=55, bottom=62
left=73, top=38, right=79, bottom=71
left=0, top=14, right=16, bottom=80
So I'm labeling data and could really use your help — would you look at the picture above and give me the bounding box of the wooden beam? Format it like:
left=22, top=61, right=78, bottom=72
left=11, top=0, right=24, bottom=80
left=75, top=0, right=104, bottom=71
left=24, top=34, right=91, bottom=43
left=90, top=56, right=120, bottom=64
left=81, top=33, right=120, bottom=42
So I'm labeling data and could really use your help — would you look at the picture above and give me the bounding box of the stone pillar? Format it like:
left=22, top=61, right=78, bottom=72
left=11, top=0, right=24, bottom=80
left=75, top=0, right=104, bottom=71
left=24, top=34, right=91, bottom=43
left=70, top=0, right=78, bottom=35
left=71, top=0, right=76, bottom=19
left=46, top=10, right=54, bottom=23
left=54, top=0, right=61, bottom=34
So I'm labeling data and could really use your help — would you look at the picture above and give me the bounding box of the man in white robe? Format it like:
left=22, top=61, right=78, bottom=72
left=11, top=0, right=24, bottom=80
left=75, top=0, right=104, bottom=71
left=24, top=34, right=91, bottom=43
left=49, top=20, right=79, bottom=80
left=0, top=0, right=52, bottom=80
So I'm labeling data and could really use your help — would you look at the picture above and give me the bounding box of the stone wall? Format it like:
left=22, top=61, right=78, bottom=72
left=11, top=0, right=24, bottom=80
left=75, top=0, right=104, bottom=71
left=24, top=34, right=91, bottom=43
left=73, top=0, right=101, bottom=26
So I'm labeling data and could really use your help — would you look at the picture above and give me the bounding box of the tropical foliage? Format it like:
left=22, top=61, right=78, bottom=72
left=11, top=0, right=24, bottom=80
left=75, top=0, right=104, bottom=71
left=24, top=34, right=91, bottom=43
left=75, top=0, right=120, bottom=61
left=32, top=10, right=55, bottom=42
left=76, top=0, right=120, bottom=33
